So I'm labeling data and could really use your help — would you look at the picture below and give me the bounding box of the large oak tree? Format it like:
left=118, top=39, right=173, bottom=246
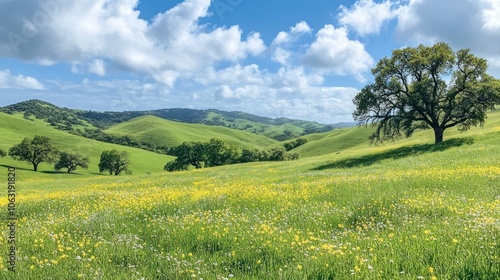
left=8, top=135, right=59, bottom=171
left=353, top=42, right=500, bottom=144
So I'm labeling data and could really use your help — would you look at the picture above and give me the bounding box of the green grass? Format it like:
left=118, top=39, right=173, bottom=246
left=104, top=115, right=278, bottom=149
left=0, top=112, right=174, bottom=179
left=1, top=111, right=500, bottom=279
left=295, top=109, right=500, bottom=157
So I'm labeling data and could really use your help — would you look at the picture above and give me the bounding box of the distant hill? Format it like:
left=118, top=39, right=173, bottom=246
left=0, top=99, right=340, bottom=141
left=104, top=115, right=277, bottom=149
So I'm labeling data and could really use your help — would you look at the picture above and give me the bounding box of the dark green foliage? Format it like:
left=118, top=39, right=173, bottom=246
left=265, top=147, right=299, bottom=161
left=283, top=138, right=308, bottom=151
left=54, top=152, right=89, bottom=173
left=204, top=139, right=241, bottom=167
left=98, top=150, right=131, bottom=175
left=354, top=42, right=500, bottom=144
left=0, top=149, right=6, bottom=158
left=8, top=135, right=60, bottom=171
left=164, top=160, right=189, bottom=172
left=267, top=147, right=287, bottom=161
left=165, top=139, right=300, bottom=172
left=168, top=142, right=206, bottom=169
left=239, top=148, right=261, bottom=163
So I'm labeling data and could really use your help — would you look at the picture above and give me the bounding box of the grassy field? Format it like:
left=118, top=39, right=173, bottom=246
left=1, top=111, right=499, bottom=279
left=0, top=113, right=174, bottom=179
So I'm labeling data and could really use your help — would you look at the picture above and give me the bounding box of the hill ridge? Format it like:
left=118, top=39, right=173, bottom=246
left=0, top=99, right=348, bottom=141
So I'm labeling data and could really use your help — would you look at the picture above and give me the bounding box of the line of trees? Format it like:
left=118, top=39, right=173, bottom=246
left=165, top=138, right=299, bottom=172
left=3, top=135, right=130, bottom=175
left=2, top=136, right=303, bottom=175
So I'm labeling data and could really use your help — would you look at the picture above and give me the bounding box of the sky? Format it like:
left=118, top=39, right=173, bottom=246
left=0, top=0, right=499, bottom=124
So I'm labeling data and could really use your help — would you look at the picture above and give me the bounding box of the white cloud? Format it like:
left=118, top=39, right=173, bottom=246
left=0, top=0, right=265, bottom=82
left=303, top=25, right=374, bottom=80
left=270, top=21, right=312, bottom=66
left=481, top=0, right=500, bottom=31
left=271, top=47, right=291, bottom=65
left=88, top=59, right=106, bottom=76
left=272, top=21, right=311, bottom=46
left=395, top=0, right=500, bottom=76
left=339, top=0, right=396, bottom=36
left=0, top=69, right=44, bottom=89
left=187, top=65, right=356, bottom=122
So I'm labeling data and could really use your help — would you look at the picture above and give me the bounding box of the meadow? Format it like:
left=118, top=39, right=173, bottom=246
left=1, top=112, right=500, bottom=279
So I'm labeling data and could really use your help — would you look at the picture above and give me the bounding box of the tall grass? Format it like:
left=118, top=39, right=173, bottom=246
left=1, top=129, right=499, bottom=279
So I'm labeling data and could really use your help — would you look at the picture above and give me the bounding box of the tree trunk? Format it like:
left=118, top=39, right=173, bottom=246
left=433, top=127, right=444, bottom=144
left=33, top=163, right=38, bottom=171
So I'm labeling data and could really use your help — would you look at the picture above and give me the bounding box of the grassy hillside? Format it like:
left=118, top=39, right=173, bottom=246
left=1, top=99, right=337, bottom=141
left=1, top=110, right=499, bottom=278
left=0, top=112, right=174, bottom=179
left=294, top=109, right=500, bottom=157
left=104, top=115, right=278, bottom=149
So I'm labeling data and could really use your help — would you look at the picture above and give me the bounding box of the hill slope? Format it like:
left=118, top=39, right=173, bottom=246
left=104, top=115, right=278, bottom=149
left=0, top=99, right=338, bottom=140
left=0, top=112, right=173, bottom=178
left=293, top=109, right=500, bottom=157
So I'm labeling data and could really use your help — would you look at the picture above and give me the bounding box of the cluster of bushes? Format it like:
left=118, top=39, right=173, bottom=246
left=165, top=139, right=300, bottom=172
left=283, top=138, right=308, bottom=151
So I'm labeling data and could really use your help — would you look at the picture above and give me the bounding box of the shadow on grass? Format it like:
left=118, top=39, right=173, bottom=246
left=0, top=164, right=85, bottom=175
left=313, top=137, right=474, bottom=170
left=0, top=164, right=32, bottom=171
left=40, top=170, right=84, bottom=175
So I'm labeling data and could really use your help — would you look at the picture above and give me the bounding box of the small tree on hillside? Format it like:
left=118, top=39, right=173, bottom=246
left=54, top=152, right=89, bottom=173
left=0, top=149, right=6, bottom=158
left=9, top=135, right=59, bottom=171
left=98, top=150, right=131, bottom=175
left=353, top=42, right=500, bottom=144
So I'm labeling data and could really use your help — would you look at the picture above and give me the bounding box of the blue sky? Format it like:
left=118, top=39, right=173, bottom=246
left=0, top=0, right=499, bottom=123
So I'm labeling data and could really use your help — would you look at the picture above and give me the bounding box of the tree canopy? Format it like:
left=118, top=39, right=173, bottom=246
left=98, top=150, right=131, bottom=175
left=0, top=149, right=6, bottom=158
left=8, top=135, right=59, bottom=171
left=165, top=138, right=300, bottom=172
left=54, top=152, right=89, bottom=173
left=353, top=42, right=500, bottom=144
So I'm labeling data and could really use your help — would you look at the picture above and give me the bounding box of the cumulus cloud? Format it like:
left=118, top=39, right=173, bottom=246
left=394, top=0, right=500, bottom=75
left=481, top=0, right=500, bottom=31
left=0, top=69, right=44, bottom=89
left=0, top=0, right=265, bottom=83
left=338, top=0, right=397, bottom=36
left=303, top=25, right=374, bottom=80
left=271, top=21, right=312, bottom=46
left=88, top=59, right=106, bottom=76
left=270, top=21, right=312, bottom=65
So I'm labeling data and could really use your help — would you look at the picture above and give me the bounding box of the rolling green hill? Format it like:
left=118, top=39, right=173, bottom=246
left=0, top=99, right=338, bottom=141
left=104, top=115, right=278, bottom=149
left=0, top=112, right=174, bottom=179
left=292, top=109, right=500, bottom=157
left=1, top=108, right=500, bottom=279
